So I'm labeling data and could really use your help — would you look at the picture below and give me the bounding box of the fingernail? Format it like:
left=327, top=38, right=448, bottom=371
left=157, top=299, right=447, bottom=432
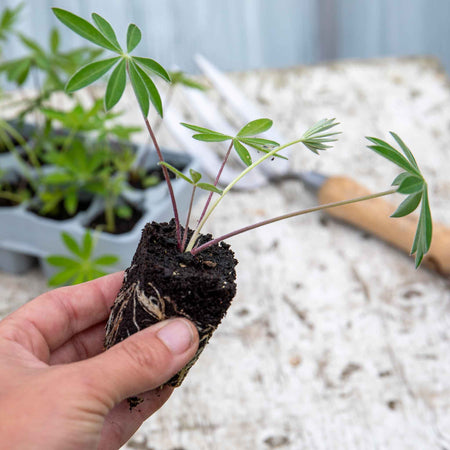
left=157, top=319, right=195, bottom=355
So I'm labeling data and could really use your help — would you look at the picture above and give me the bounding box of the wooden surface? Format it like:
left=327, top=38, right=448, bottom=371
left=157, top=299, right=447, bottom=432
left=1, top=56, right=450, bottom=449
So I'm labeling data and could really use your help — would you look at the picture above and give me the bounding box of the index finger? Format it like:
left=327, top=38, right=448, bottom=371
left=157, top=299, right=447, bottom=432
left=1, top=271, right=124, bottom=356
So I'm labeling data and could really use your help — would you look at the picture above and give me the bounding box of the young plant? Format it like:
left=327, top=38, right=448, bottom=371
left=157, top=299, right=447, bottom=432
left=54, top=8, right=435, bottom=395
left=46, top=231, right=119, bottom=286
left=53, top=8, right=432, bottom=268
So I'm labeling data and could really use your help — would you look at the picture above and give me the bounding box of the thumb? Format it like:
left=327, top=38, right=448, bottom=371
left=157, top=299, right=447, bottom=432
left=77, top=318, right=198, bottom=404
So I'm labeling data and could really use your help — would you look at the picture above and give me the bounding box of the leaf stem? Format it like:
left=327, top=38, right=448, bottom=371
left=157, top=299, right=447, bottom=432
left=196, top=140, right=234, bottom=228
left=143, top=116, right=182, bottom=248
left=181, top=185, right=196, bottom=251
left=125, top=62, right=182, bottom=248
left=190, top=187, right=398, bottom=255
left=186, top=138, right=303, bottom=251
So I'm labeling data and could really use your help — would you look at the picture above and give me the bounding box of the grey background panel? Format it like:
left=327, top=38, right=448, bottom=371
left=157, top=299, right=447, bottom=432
left=1, top=0, right=449, bottom=73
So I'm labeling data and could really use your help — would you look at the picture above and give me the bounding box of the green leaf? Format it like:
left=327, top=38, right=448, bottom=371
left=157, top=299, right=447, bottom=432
left=52, top=8, right=120, bottom=52
left=197, top=183, right=223, bottom=195
left=48, top=266, right=79, bottom=287
left=133, top=56, right=170, bottom=82
left=169, top=70, right=206, bottom=89
left=116, top=204, right=132, bottom=219
left=180, top=123, right=231, bottom=139
left=392, top=172, right=410, bottom=186
left=391, top=192, right=422, bottom=218
left=50, top=28, right=60, bottom=53
left=7, top=58, right=30, bottom=85
left=189, top=169, right=202, bottom=184
left=18, top=33, right=45, bottom=55
left=238, top=137, right=279, bottom=148
left=46, top=255, right=78, bottom=268
left=366, top=138, right=420, bottom=176
left=397, top=175, right=423, bottom=194
left=81, top=231, right=93, bottom=258
left=65, top=57, right=120, bottom=92
left=192, top=133, right=231, bottom=142
left=41, top=172, right=73, bottom=185
left=91, top=13, right=122, bottom=52
left=411, top=186, right=432, bottom=268
left=127, top=24, right=141, bottom=52
left=233, top=139, right=252, bottom=166
left=301, top=118, right=340, bottom=154
left=64, top=190, right=78, bottom=215
left=72, top=272, right=88, bottom=285
left=237, top=118, right=273, bottom=137
left=61, top=232, right=83, bottom=257
left=238, top=137, right=287, bottom=160
left=128, top=60, right=149, bottom=116
left=132, top=61, right=163, bottom=117
left=390, top=132, right=418, bottom=170
left=105, top=58, right=126, bottom=110
left=93, top=254, right=119, bottom=266
left=159, top=162, right=192, bottom=184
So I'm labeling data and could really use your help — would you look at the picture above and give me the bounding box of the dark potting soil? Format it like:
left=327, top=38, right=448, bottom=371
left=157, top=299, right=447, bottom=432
left=128, top=165, right=182, bottom=190
left=88, top=204, right=143, bottom=234
left=105, top=219, right=238, bottom=387
left=28, top=197, right=92, bottom=220
left=0, top=177, right=34, bottom=207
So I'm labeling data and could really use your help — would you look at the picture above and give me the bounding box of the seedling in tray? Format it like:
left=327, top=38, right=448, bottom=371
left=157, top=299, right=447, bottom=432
left=53, top=8, right=433, bottom=390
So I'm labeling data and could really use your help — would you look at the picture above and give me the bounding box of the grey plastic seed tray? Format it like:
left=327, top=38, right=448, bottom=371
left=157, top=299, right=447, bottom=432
left=0, top=143, right=200, bottom=278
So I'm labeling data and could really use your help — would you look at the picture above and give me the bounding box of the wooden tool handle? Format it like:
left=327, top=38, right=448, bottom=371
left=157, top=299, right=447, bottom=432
left=317, top=176, right=450, bottom=276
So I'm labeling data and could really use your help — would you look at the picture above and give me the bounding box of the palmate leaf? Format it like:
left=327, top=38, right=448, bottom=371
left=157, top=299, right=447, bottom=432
left=367, top=134, right=432, bottom=268
left=300, top=118, right=340, bottom=154
left=52, top=8, right=120, bottom=53
left=47, top=231, right=120, bottom=286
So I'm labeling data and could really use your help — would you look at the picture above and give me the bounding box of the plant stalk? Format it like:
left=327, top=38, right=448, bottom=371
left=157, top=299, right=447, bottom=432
left=186, top=138, right=304, bottom=251
left=190, top=187, right=398, bottom=255
left=181, top=185, right=197, bottom=251
left=126, top=61, right=182, bottom=248
left=196, top=141, right=234, bottom=228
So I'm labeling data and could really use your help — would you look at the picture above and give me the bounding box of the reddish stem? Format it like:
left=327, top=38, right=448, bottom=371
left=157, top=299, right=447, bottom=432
left=196, top=141, right=234, bottom=228
left=181, top=185, right=196, bottom=251
left=143, top=117, right=182, bottom=248
left=126, top=61, right=181, bottom=248
left=190, top=187, right=397, bottom=255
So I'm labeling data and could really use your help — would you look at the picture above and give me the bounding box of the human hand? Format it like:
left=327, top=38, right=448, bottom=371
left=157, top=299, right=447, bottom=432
left=0, top=272, right=199, bottom=449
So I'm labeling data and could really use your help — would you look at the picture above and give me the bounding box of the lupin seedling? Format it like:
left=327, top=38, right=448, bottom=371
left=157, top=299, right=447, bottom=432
left=53, top=8, right=432, bottom=391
